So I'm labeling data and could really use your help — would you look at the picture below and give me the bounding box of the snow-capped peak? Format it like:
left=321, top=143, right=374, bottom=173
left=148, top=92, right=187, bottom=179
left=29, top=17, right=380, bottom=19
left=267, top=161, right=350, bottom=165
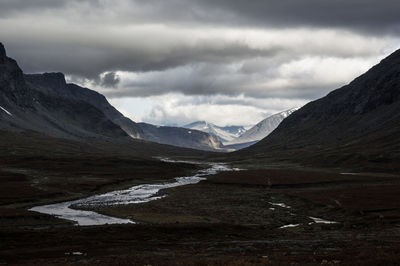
left=183, top=121, right=246, bottom=143
left=226, top=108, right=299, bottom=145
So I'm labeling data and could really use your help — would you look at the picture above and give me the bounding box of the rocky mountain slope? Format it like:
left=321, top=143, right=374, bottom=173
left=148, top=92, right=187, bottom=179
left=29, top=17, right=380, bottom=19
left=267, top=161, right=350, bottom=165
left=227, top=108, right=298, bottom=145
left=0, top=45, right=128, bottom=140
left=25, top=72, right=144, bottom=139
left=138, top=123, right=223, bottom=151
left=183, top=121, right=246, bottom=143
left=241, top=49, right=400, bottom=171
left=0, top=43, right=222, bottom=151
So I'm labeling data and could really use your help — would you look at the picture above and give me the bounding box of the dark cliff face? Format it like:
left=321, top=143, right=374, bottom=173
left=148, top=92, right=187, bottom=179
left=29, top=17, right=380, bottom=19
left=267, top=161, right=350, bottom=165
left=0, top=43, right=129, bottom=140
left=25, top=72, right=144, bottom=139
left=25, top=72, right=67, bottom=91
left=242, top=49, right=400, bottom=169
left=0, top=43, right=32, bottom=108
left=0, top=43, right=6, bottom=63
left=25, top=72, right=115, bottom=116
left=25, top=73, right=109, bottom=109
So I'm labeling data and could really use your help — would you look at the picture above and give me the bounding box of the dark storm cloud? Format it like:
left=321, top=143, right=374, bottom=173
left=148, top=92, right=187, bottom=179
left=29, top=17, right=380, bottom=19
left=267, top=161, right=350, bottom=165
left=1, top=0, right=399, bottom=33
left=0, top=0, right=65, bottom=12
left=191, top=0, right=400, bottom=33
left=0, top=0, right=399, bottom=101
left=0, top=0, right=101, bottom=15
left=105, top=60, right=347, bottom=100
left=117, top=76, right=338, bottom=100
left=5, top=37, right=281, bottom=79
left=105, top=0, right=400, bottom=34
left=100, top=72, right=120, bottom=88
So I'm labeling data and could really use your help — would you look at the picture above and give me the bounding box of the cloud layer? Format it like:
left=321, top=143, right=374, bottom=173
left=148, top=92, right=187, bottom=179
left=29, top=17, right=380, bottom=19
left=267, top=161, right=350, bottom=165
left=1, top=0, right=399, bottom=125
left=2, top=0, right=400, bottom=32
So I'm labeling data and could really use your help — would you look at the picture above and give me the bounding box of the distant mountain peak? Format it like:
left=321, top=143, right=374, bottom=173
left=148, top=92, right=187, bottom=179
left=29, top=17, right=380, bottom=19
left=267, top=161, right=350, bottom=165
left=227, top=108, right=299, bottom=145
left=185, top=120, right=209, bottom=126
left=184, top=121, right=246, bottom=143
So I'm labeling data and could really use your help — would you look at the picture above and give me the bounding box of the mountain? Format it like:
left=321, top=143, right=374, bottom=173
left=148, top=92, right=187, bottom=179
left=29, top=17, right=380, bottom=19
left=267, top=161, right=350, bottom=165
left=227, top=108, right=299, bottom=146
left=0, top=45, right=129, bottom=140
left=222, top=140, right=259, bottom=151
left=24, top=72, right=144, bottom=139
left=25, top=73, right=223, bottom=151
left=183, top=121, right=246, bottom=143
left=241, top=49, right=400, bottom=171
left=138, top=123, right=223, bottom=151
left=0, top=43, right=222, bottom=152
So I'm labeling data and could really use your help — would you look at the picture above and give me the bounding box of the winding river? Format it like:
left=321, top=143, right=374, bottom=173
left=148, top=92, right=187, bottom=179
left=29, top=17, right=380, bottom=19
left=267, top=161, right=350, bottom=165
left=30, top=159, right=238, bottom=226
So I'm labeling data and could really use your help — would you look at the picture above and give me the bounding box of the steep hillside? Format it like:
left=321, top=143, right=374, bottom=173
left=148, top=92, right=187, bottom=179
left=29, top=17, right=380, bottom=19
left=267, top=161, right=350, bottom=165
left=0, top=44, right=128, bottom=140
left=241, top=49, right=400, bottom=171
left=228, top=108, right=298, bottom=145
left=24, top=73, right=144, bottom=139
left=138, top=123, right=223, bottom=151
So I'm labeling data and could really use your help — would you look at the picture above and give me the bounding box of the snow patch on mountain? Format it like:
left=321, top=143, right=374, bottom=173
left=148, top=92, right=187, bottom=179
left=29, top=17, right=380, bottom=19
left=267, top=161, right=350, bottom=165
left=227, top=108, right=299, bottom=145
left=183, top=121, right=246, bottom=143
left=0, top=106, right=12, bottom=116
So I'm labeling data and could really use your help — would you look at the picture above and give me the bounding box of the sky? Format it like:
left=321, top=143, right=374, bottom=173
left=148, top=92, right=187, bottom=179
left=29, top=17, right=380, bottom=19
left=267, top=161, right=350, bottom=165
left=1, top=0, right=400, bottom=126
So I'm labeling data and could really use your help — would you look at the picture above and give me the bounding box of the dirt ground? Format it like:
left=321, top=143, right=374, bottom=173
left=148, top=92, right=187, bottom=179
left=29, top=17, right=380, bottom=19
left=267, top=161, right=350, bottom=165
left=1, top=153, right=400, bottom=265
left=0, top=153, right=202, bottom=231
left=1, top=222, right=400, bottom=265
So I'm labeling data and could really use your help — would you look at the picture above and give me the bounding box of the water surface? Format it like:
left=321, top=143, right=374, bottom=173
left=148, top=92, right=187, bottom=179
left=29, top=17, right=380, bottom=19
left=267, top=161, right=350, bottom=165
left=30, top=159, right=237, bottom=226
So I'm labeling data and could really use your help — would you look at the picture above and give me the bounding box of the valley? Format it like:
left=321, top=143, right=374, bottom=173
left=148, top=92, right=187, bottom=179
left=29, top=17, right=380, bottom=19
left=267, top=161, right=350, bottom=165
left=30, top=159, right=236, bottom=226
left=1, top=154, right=400, bottom=264
left=1, top=34, right=400, bottom=265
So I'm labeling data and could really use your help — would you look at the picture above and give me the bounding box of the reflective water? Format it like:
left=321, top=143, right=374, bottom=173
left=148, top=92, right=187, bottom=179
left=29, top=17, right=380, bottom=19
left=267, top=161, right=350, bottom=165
left=30, top=159, right=238, bottom=226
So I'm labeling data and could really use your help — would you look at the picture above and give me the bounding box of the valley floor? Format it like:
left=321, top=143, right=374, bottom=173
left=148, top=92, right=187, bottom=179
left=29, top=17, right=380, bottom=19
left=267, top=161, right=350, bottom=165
left=1, top=160, right=400, bottom=264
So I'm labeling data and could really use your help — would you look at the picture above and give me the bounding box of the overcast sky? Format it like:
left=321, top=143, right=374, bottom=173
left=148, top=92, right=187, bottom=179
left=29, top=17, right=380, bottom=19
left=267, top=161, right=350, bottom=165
left=1, top=0, right=400, bottom=126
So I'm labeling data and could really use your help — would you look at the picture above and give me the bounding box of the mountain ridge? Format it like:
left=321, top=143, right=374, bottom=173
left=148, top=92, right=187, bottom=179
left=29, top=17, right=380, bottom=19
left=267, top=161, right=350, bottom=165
left=25, top=72, right=144, bottom=139
left=227, top=108, right=299, bottom=145
left=240, top=48, right=400, bottom=171
left=183, top=121, right=246, bottom=143
left=0, top=43, right=222, bottom=151
left=0, top=44, right=128, bottom=140
left=139, top=122, right=223, bottom=151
